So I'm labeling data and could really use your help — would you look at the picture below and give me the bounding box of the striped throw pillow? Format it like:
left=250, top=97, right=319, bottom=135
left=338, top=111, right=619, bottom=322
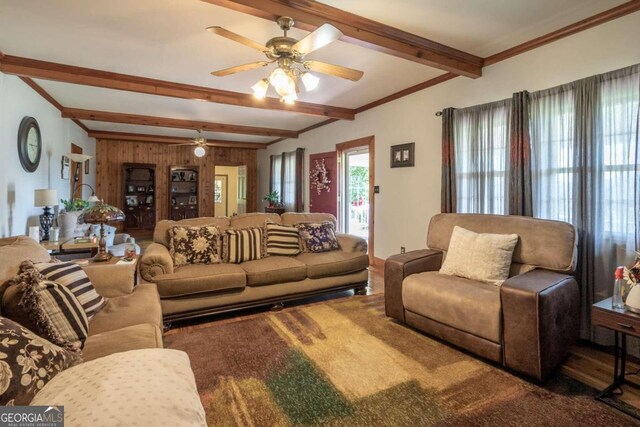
left=35, top=262, right=106, bottom=320
left=266, top=222, right=301, bottom=256
left=9, top=262, right=88, bottom=351
left=225, top=227, right=263, bottom=263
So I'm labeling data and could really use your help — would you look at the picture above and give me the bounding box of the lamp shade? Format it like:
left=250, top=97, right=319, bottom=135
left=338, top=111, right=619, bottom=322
left=34, top=189, right=59, bottom=207
left=79, top=202, right=125, bottom=224
left=67, top=153, right=92, bottom=163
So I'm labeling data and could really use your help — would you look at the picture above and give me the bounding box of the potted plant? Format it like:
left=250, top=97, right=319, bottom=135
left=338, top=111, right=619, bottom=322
left=59, top=198, right=90, bottom=240
left=263, top=191, right=280, bottom=208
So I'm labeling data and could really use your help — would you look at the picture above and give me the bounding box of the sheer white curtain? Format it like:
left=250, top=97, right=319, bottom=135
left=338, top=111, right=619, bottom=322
left=531, top=66, right=640, bottom=341
left=530, top=84, right=575, bottom=224
left=453, top=99, right=511, bottom=214
left=271, top=156, right=282, bottom=198
left=282, top=151, right=297, bottom=211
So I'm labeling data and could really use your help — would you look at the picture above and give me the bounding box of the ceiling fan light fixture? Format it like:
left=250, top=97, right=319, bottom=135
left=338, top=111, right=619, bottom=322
left=251, top=78, right=269, bottom=99
left=269, top=68, right=296, bottom=97
left=282, top=93, right=297, bottom=104
left=194, top=146, right=206, bottom=158
left=301, top=72, right=320, bottom=91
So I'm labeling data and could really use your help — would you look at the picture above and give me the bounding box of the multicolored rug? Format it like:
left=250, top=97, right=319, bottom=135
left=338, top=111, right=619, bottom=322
left=165, top=294, right=634, bottom=426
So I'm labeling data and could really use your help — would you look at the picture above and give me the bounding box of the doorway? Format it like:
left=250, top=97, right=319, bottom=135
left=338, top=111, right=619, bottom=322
left=336, top=136, right=375, bottom=264
left=214, top=165, right=247, bottom=217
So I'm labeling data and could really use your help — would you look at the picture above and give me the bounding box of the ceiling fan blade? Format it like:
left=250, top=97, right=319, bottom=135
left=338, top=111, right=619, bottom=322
left=175, top=142, right=195, bottom=146
left=292, top=23, right=342, bottom=55
left=211, top=61, right=270, bottom=77
left=206, top=26, right=270, bottom=53
left=303, top=60, right=364, bottom=81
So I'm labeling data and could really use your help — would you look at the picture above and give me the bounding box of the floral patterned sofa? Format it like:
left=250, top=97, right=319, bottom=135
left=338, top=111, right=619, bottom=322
left=139, top=213, right=369, bottom=322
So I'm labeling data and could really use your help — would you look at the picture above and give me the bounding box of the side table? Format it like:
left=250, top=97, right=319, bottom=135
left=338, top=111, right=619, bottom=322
left=592, top=297, right=640, bottom=419
left=76, top=256, right=139, bottom=286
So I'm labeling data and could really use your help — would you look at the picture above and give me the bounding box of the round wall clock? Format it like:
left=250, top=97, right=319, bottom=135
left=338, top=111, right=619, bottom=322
left=17, top=116, right=42, bottom=173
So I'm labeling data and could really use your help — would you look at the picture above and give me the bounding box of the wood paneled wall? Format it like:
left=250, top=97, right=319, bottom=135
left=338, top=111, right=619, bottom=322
left=95, top=139, right=258, bottom=225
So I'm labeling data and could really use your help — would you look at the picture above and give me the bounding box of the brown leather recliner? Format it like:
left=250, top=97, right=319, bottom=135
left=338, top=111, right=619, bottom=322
left=385, top=213, right=580, bottom=382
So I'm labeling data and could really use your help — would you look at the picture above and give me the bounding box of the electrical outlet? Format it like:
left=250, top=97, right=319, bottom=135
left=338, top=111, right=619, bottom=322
left=400, top=246, right=406, bottom=254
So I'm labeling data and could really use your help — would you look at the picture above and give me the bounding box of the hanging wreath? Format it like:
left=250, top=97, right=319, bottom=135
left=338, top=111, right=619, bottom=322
left=310, top=159, right=331, bottom=195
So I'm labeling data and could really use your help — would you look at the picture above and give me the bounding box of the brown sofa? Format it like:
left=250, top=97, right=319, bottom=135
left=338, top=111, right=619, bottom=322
left=139, top=212, right=370, bottom=322
left=0, top=236, right=163, bottom=362
left=385, top=213, right=580, bottom=381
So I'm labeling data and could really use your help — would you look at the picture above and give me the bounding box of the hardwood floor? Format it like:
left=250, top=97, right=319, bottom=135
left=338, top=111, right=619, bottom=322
left=165, top=264, right=640, bottom=410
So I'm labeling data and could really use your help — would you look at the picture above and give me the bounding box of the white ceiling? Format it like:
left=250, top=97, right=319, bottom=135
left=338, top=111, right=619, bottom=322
left=0, top=0, right=629, bottom=143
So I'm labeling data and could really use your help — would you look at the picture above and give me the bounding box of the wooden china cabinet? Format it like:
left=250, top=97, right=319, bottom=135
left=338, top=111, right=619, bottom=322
left=123, top=163, right=156, bottom=233
left=169, top=165, right=199, bottom=220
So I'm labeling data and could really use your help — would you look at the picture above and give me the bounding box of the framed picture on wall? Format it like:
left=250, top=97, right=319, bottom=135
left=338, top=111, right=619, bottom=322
left=84, top=159, right=90, bottom=175
left=390, top=142, right=415, bottom=168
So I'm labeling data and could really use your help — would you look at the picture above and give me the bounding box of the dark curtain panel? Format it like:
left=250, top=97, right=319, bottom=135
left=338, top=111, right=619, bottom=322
left=508, top=91, right=533, bottom=216
left=295, top=148, right=305, bottom=212
left=440, top=107, right=457, bottom=213
left=269, top=155, right=276, bottom=194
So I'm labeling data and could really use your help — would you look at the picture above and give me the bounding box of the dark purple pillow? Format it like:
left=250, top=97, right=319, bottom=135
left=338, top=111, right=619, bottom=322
left=296, top=222, right=340, bottom=253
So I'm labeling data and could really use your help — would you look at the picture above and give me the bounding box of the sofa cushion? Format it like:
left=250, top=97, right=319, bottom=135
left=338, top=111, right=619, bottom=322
left=0, top=236, right=50, bottom=284
left=169, top=225, right=221, bottom=267
left=0, top=316, right=81, bottom=406
left=427, top=213, right=577, bottom=273
left=30, top=349, right=207, bottom=426
left=35, top=261, right=106, bottom=319
left=297, top=222, right=340, bottom=253
left=281, top=212, right=337, bottom=227
left=296, top=251, right=369, bottom=279
left=82, top=323, right=163, bottom=362
left=240, top=257, right=307, bottom=287
left=439, top=226, right=518, bottom=286
left=88, top=283, right=162, bottom=335
left=154, top=217, right=230, bottom=247
left=230, top=212, right=281, bottom=229
left=153, top=264, right=246, bottom=298
left=265, top=222, right=301, bottom=256
left=224, top=227, right=264, bottom=263
left=402, top=271, right=502, bottom=343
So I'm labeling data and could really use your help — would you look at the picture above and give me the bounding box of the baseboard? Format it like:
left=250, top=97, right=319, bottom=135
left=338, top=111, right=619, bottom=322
left=371, top=256, right=385, bottom=269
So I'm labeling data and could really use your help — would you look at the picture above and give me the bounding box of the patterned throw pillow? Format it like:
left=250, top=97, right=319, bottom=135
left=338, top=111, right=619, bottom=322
left=225, top=227, right=264, bottom=263
left=296, top=222, right=340, bottom=253
left=169, top=225, right=220, bottom=267
left=34, top=262, right=105, bottom=320
left=8, top=262, right=88, bottom=351
left=265, top=222, right=301, bottom=256
left=0, top=316, right=81, bottom=405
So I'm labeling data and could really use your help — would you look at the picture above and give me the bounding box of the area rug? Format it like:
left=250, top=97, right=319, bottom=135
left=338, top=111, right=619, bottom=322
left=165, top=294, right=634, bottom=426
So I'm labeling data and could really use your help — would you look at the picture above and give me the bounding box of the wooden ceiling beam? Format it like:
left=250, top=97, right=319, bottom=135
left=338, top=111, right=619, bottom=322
left=61, top=108, right=299, bottom=138
left=201, top=0, right=483, bottom=78
left=0, top=55, right=355, bottom=120
left=89, top=130, right=267, bottom=149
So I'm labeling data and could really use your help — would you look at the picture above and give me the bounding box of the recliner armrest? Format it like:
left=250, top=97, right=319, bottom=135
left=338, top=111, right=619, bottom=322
left=336, top=233, right=367, bottom=253
left=501, top=269, right=579, bottom=381
left=139, top=243, right=174, bottom=282
left=384, top=249, right=443, bottom=322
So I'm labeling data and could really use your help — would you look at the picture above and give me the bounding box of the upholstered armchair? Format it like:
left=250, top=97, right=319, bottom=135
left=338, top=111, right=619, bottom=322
left=385, top=213, right=580, bottom=381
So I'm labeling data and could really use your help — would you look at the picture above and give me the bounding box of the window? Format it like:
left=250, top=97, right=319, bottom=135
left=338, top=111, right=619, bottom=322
left=269, top=148, right=304, bottom=211
left=453, top=99, right=511, bottom=214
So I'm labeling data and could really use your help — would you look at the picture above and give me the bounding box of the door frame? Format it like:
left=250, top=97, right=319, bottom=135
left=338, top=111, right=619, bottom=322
left=336, top=136, right=375, bottom=266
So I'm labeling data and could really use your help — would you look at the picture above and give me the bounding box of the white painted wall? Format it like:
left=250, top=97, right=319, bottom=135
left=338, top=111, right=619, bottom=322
left=0, top=74, right=95, bottom=237
left=259, top=12, right=640, bottom=260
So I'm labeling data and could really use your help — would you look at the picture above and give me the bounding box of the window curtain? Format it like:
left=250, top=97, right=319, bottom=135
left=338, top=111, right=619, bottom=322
left=441, top=108, right=457, bottom=213
left=508, top=91, right=533, bottom=216
left=453, top=99, right=511, bottom=214
left=270, top=155, right=282, bottom=198
left=530, top=65, right=640, bottom=342
left=270, top=148, right=304, bottom=212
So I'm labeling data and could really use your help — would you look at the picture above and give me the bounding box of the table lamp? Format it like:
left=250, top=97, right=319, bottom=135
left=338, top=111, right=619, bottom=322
left=78, top=201, right=125, bottom=262
left=34, top=189, right=58, bottom=241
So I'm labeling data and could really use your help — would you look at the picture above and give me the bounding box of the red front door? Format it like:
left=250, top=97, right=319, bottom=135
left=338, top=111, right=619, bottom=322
left=309, top=151, right=337, bottom=216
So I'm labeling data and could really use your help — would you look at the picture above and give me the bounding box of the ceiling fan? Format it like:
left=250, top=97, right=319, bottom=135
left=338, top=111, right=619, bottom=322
left=176, top=130, right=211, bottom=157
left=207, top=16, right=364, bottom=103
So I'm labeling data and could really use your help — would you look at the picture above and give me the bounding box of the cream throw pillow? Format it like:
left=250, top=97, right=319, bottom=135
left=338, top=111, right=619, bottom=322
left=439, top=226, right=519, bottom=286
